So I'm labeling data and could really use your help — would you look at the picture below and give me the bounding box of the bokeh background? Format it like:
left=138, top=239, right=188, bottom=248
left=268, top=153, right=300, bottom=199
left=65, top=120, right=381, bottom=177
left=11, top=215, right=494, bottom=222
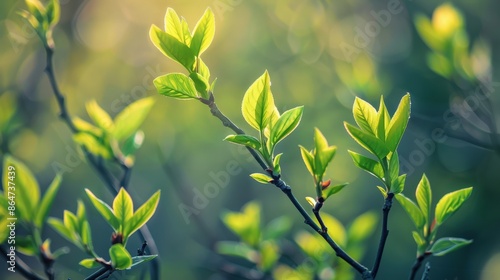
left=1, top=0, right=500, bottom=279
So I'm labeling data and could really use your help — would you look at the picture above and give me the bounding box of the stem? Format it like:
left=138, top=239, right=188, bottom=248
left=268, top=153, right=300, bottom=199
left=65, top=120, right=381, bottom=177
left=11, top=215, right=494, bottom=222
left=312, top=199, right=327, bottom=233
left=409, top=254, right=431, bottom=280
left=200, top=96, right=372, bottom=279
left=85, top=266, right=112, bottom=280
left=371, top=193, right=394, bottom=278
left=0, top=246, right=45, bottom=280
left=43, top=45, right=160, bottom=280
left=420, top=262, right=431, bottom=280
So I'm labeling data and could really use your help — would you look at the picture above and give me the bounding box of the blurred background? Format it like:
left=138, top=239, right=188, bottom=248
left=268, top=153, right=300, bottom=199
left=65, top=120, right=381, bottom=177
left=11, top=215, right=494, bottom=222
left=1, top=0, right=500, bottom=279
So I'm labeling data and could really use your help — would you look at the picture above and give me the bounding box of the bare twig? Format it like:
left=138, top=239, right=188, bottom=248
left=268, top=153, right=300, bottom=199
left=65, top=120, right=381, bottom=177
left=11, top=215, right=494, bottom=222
left=371, top=193, right=394, bottom=278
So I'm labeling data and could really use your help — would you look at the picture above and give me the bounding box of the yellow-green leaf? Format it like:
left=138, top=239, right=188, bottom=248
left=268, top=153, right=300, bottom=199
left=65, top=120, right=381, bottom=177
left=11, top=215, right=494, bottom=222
left=386, top=93, right=411, bottom=151
left=249, top=173, right=273, bottom=184
left=149, top=25, right=196, bottom=70
left=113, top=97, right=155, bottom=142
left=35, top=174, right=62, bottom=229
left=241, top=70, right=275, bottom=131
left=113, top=188, right=134, bottom=227
left=429, top=237, right=472, bottom=257
left=395, top=193, right=425, bottom=230
left=190, top=8, right=215, bottom=56
left=154, top=73, right=198, bottom=99
left=123, top=190, right=161, bottom=239
left=352, top=97, right=377, bottom=135
left=79, top=258, right=99, bottom=269
left=435, top=187, right=472, bottom=225
left=85, top=189, right=119, bottom=231
left=109, top=244, right=132, bottom=270
left=348, top=150, right=384, bottom=180
left=345, top=122, right=390, bottom=159
left=416, top=174, right=432, bottom=225
left=269, top=106, right=303, bottom=147
left=224, top=134, right=261, bottom=150
left=86, top=100, right=114, bottom=131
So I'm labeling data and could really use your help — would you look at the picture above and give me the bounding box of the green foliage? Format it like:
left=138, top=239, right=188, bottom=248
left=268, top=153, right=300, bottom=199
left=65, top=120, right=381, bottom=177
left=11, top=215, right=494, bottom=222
left=396, top=174, right=472, bottom=257
left=20, top=0, right=60, bottom=48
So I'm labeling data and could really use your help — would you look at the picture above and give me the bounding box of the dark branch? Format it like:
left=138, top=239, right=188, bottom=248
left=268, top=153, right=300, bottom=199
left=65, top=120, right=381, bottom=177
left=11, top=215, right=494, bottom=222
left=371, top=193, right=394, bottom=278
left=312, top=198, right=327, bottom=233
left=0, top=246, right=45, bottom=280
left=409, top=253, right=431, bottom=280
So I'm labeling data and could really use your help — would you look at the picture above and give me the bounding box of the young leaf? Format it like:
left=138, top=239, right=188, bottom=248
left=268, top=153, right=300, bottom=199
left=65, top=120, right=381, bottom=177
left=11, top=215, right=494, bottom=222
left=164, top=8, right=189, bottom=44
left=412, top=231, right=427, bottom=256
left=299, top=146, right=315, bottom=177
left=85, top=189, right=120, bottom=231
left=250, top=173, right=273, bottom=184
left=391, top=174, right=406, bottom=194
left=352, top=97, right=377, bottom=135
left=63, top=210, right=79, bottom=236
left=112, top=97, right=155, bottom=142
left=48, top=218, right=75, bottom=243
left=113, top=188, right=134, bottom=227
left=416, top=174, right=432, bottom=225
left=80, top=221, right=93, bottom=251
left=189, top=72, right=209, bottom=98
left=72, top=117, right=103, bottom=138
left=74, top=133, right=112, bottom=159
left=259, top=240, right=279, bottom=271
left=263, top=216, right=292, bottom=240
left=224, top=135, right=261, bottom=150
left=435, top=187, right=473, bottom=225
left=344, top=122, right=390, bottom=159
left=305, top=197, right=316, bottom=207
left=190, top=8, right=215, bottom=56
left=3, top=156, right=40, bottom=222
left=130, top=255, right=158, bottom=269
left=123, top=190, right=161, bottom=239
left=395, top=194, right=425, bottom=230
left=376, top=97, right=388, bottom=141
left=35, top=174, right=62, bottom=229
left=154, top=73, right=198, bottom=99
left=429, top=237, right=472, bottom=256
left=221, top=202, right=261, bottom=247
left=149, top=25, right=196, bottom=70
left=86, top=100, right=114, bottom=131
left=109, top=244, right=132, bottom=270
left=323, top=183, right=348, bottom=200
left=269, top=106, right=304, bottom=147
left=386, top=93, right=411, bottom=151
left=388, top=151, right=400, bottom=182
left=241, top=70, right=275, bottom=131
left=377, top=186, right=388, bottom=198
left=348, top=151, right=384, bottom=180
left=79, top=258, right=99, bottom=269
left=313, top=128, right=337, bottom=178
left=273, top=153, right=282, bottom=174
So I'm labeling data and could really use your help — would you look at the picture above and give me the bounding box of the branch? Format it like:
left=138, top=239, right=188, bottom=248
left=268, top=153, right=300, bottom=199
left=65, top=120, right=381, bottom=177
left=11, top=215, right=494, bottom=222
left=199, top=95, right=372, bottom=279
left=420, top=262, right=431, bottom=280
left=408, top=253, right=431, bottom=280
left=371, top=193, right=394, bottom=278
left=43, top=45, right=160, bottom=280
left=312, top=199, right=327, bottom=233
left=0, top=246, right=45, bottom=280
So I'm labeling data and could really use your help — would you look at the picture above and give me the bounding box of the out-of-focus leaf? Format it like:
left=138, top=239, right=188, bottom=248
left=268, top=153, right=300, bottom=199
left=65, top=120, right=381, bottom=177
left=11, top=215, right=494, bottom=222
left=86, top=100, right=114, bottom=131
left=113, top=97, right=155, bottom=142
left=259, top=240, right=279, bottom=271
left=215, top=241, right=257, bottom=262
left=263, top=216, right=292, bottom=240
left=130, top=255, right=158, bottom=268
left=79, top=258, right=99, bottom=269
left=35, top=174, right=62, bottom=229
left=221, top=202, right=261, bottom=247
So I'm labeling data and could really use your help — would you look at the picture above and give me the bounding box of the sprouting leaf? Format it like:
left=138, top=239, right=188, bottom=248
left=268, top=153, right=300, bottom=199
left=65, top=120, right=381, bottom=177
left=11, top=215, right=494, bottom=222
left=63, top=210, right=79, bottom=234
left=224, top=135, right=261, bottom=150
left=3, top=156, right=40, bottom=222
left=85, top=189, right=120, bottom=231
left=299, top=146, right=315, bottom=177
left=48, top=218, right=75, bottom=243
left=263, top=216, right=292, bottom=240
left=305, top=197, right=316, bottom=207
left=348, top=151, right=384, bottom=180
left=391, top=174, right=406, bottom=194
left=164, top=8, right=189, bottom=45
left=435, top=187, right=472, bottom=225
left=386, top=93, right=411, bottom=151
left=241, top=71, right=275, bottom=131
left=416, top=174, right=432, bottom=225
left=112, top=97, right=155, bottom=142
left=344, top=122, right=390, bottom=159
left=80, top=221, right=93, bottom=251
left=35, top=174, right=62, bottom=229
left=269, top=106, right=304, bottom=147
left=189, top=72, right=209, bottom=99
left=113, top=188, right=134, bottom=227
left=72, top=117, right=102, bottom=138
left=395, top=194, right=425, bottom=230
left=376, top=96, right=388, bottom=140
left=215, top=241, right=257, bottom=262
left=86, top=100, right=114, bottom=131
left=123, top=190, right=161, bottom=239
left=273, top=153, right=282, bottom=174
left=388, top=151, right=400, bottom=182
left=352, top=97, right=377, bottom=135
left=197, top=57, right=211, bottom=82
left=45, top=0, right=60, bottom=27
left=429, top=237, right=472, bottom=256
left=250, top=173, right=273, bottom=184
left=259, top=240, right=280, bottom=271
left=377, top=186, right=388, bottom=198
left=74, top=133, right=112, bottom=159
left=323, top=183, right=348, bottom=200
left=109, top=244, right=132, bottom=270
left=149, top=25, right=196, bottom=70
left=154, top=73, right=198, bottom=99
left=412, top=231, right=427, bottom=256
left=190, top=8, right=215, bottom=56
left=130, top=255, right=158, bottom=269
left=313, top=128, right=337, bottom=178
left=79, top=258, right=99, bottom=269
left=121, top=131, right=145, bottom=156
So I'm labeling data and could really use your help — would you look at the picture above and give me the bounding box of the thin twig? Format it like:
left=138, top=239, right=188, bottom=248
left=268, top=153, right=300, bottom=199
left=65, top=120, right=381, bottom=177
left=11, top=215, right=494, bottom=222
left=312, top=199, right=327, bottom=233
left=0, top=246, right=45, bottom=280
left=420, top=262, right=431, bottom=280
left=409, top=253, right=431, bottom=280
left=371, top=193, right=394, bottom=278
left=199, top=95, right=373, bottom=279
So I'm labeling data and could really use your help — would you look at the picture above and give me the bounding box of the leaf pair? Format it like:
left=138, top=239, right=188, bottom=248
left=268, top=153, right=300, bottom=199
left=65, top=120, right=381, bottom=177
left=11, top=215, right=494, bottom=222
left=151, top=8, right=215, bottom=99
left=20, top=0, right=60, bottom=48
left=225, top=71, right=304, bottom=182
left=73, top=97, right=154, bottom=164
left=395, top=174, right=473, bottom=257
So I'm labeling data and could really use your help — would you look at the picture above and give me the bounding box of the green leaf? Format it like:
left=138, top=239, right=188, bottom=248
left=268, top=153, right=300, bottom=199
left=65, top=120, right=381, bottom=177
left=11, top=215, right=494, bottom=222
left=189, top=72, right=209, bottom=99
left=85, top=100, right=114, bottom=131
left=164, top=8, right=190, bottom=45
left=73, top=133, right=112, bottom=159
left=348, top=151, right=384, bottom=180
left=80, top=221, right=93, bottom=250
left=313, top=128, right=337, bottom=178
left=25, top=0, right=45, bottom=28
left=121, top=131, right=145, bottom=157
left=348, top=212, right=378, bottom=243
left=48, top=218, right=75, bottom=243
left=130, top=255, right=158, bottom=269
left=215, top=241, right=257, bottom=262
left=3, top=156, right=40, bottom=222
left=376, top=96, right=388, bottom=141
left=435, top=187, right=473, bottom=225
left=190, top=8, right=215, bottom=56
left=241, top=70, right=275, bottom=131
left=305, top=197, right=316, bottom=207
left=224, top=135, right=261, bottom=150
left=388, top=151, right=400, bottom=182
left=412, top=231, right=427, bottom=256
left=149, top=25, right=196, bottom=70
left=386, top=93, right=411, bottom=151
left=273, top=153, right=282, bottom=174
left=395, top=194, right=425, bottom=230
left=263, top=216, right=292, bottom=240
left=259, top=240, right=279, bottom=271
left=299, top=146, right=315, bottom=177
left=429, top=237, right=472, bottom=256
left=76, top=200, right=87, bottom=233
left=16, top=236, right=37, bottom=256
left=63, top=210, right=79, bottom=234
left=113, top=188, right=134, bottom=228
left=109, top=244, right=132, bottom=270
left=46, top=0, right=60, bottom=27
left=352, top=97, right=377, bottom=135
left=269, top=106, right=304, bottom=147
left=112, top=97, right=155, bottom=142
left=416, top=174, right=432, bottom=226
left=391, top=174, right=406, bottom=194
left=197, top=57, right=211, bottom=82
left=324, top=183, right=348, bottom=200
left=123, top=190, right=161, bottom=239
left=72, top=117, right=102, bottom=138
left=344, top=122, right=390, bottom=159
left=35, top=174, right=62, bottom=229
left=79, top=258, right=99, bottom=269
left=250, top=173, right=273, bottom=184
left=85, top=189, right=120, bottom=231
left=154, top=73, right=198, bottom=99
left=221, top=202, right=261, bottom=247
